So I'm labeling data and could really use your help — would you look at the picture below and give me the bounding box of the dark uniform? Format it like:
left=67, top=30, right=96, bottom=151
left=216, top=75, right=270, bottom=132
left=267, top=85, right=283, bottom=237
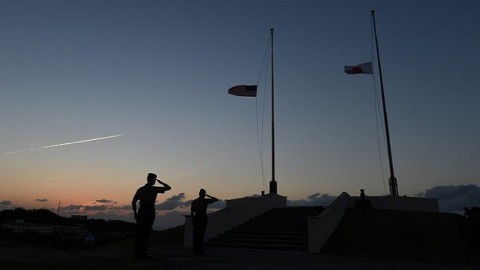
left=191, top=193, right=218, bottom=255
left=132, top=175, right=169, bottom=257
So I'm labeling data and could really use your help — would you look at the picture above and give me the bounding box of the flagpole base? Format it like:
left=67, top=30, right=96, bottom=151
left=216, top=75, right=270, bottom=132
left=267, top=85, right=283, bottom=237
left=269, top=180, right=277, bottom=194
left=389, top=177, right=399, bottom=197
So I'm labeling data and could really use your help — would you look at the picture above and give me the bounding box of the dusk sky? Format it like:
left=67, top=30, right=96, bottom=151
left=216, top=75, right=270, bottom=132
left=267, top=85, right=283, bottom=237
left=1, top=0, right=479, bottom=228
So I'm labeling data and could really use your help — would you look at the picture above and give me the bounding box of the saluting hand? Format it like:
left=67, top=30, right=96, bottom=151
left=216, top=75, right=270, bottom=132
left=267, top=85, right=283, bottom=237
left=207, top=194, right=219, bottom=201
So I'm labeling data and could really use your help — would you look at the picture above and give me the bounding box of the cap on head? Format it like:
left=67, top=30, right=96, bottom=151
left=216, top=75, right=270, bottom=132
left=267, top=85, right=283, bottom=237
left=147, top=173, right=157, bottom=183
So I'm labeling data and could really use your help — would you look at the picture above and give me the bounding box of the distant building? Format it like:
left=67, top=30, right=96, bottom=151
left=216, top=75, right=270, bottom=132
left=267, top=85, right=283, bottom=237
left=1, top=220, right=88, bottom=236
left=2, top=220, right=54, bottom=235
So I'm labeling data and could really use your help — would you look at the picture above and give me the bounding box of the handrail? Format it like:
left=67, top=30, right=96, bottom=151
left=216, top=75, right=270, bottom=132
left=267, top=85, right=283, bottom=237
left=308, top=192, right=350, bottom=253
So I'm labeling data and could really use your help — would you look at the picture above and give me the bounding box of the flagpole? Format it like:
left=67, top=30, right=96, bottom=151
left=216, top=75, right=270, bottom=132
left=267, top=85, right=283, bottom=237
left=269, top=28, right=277, bottom=194
left=371, top=10, right=398, bottom=196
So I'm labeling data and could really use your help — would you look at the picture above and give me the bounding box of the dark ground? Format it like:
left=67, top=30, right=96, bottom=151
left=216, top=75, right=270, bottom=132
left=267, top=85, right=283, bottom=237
left=2, top=209, right=480, bottom=269
left=1, top=241, right=479, bottom=270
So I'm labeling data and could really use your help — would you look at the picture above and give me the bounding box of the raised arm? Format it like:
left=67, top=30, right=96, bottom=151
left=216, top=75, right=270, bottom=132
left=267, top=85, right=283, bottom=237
left=206, top=194, right=219, bottom=203
left=157, top=179, right=172, bottom=191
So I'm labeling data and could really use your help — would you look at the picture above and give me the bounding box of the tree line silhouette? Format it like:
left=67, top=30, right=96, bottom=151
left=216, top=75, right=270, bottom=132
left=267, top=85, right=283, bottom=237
left=0, top=208, right=136, bottom=250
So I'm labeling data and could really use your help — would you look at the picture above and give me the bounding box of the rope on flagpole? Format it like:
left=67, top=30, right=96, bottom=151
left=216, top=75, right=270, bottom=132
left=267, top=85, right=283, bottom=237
left=255, top=35, right=271, bottom=194
left=371, top=17, right=388, bottom=195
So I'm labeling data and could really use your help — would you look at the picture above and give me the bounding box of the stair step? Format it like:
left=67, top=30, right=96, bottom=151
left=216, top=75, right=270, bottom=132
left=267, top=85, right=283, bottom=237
left=237, top=225, right=308, bottom=231
left=207, top=242, right=308, bottom=252
left=210, top=238, right=307, bottom=245
left=207, top=207, right=324, bottom=252
left=224, top=230, right=307, bottom=237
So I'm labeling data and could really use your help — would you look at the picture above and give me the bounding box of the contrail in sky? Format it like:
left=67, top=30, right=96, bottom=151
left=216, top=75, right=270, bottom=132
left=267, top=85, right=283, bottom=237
left=2, top=134, right=123, bottom=155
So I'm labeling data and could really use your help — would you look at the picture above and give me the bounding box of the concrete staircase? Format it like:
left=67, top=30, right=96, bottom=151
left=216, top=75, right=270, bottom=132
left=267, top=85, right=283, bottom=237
left=207, top=206, right=324, bottom=251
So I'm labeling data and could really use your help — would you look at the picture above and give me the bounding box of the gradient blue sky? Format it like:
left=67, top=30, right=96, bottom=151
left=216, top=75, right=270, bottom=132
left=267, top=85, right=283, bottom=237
left=1, top=0, right=479, bottom=227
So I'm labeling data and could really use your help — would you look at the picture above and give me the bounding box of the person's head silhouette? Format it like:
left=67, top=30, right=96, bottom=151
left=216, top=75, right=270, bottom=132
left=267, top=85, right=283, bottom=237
left=147, top=173, right=157, bottom=185
left=199, top=188, right=206, bottom=198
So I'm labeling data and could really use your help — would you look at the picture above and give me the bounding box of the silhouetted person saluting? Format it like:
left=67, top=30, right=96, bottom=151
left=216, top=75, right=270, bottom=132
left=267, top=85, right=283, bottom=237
left=191, top=188, right=219, bottom=255
left=132, top=173, right=171, bottom=257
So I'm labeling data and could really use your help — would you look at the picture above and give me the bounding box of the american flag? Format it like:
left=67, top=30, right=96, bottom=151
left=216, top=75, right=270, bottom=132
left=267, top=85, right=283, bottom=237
left=228, top=85, right=257, bottom=97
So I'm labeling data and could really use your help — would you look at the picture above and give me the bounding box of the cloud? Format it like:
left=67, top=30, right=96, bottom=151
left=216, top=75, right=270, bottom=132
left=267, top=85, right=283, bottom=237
left=62, top=204, right=83, bottom=211
left=55, top=193, right=196, bottom=226
left=419, top=184, right=480, bottom=213
left=60, top=203, right=131, bottom=219
left=156, top=193, right=189, bottom=211
left=83, top=205, right=108, bottom=211
left=36, top=198, right=48, bottom=202
left=307, top=193, right=321, bottom=200
left=1, top=201, right=12, bottom=206
left=96, top=199, right=114, bottom=204
left=288, top=193, right=336, bottom=207
left=153, top=210, right=189, bottom=230
left=120, top=205, right=133, bottom=211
